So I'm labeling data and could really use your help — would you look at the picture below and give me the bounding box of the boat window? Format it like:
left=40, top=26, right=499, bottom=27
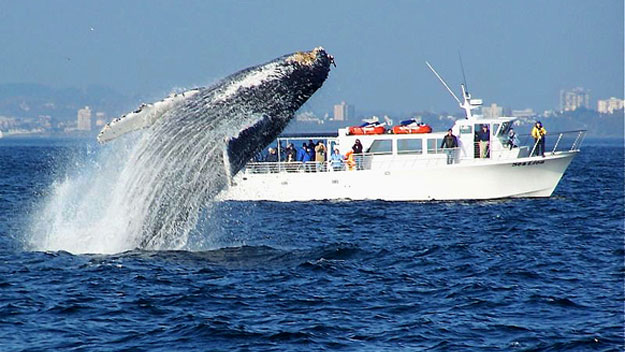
left=367, top=139, right=393, bottom=155
left=497, top=121, right=511, bottom=137
left=397, top=139, right=423, bottom=154
left=493, top=123, right=500, bottom=136
left=459, top=125, right=472, bottom=134
left=427, top=138, right=444, bottom=154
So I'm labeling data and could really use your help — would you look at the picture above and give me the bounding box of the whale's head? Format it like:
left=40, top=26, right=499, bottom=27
left=210, top=46, right=333, bottom=114
left=209, top=47, right=334, bottom=175
left=280, top=46, right=334, bottom=107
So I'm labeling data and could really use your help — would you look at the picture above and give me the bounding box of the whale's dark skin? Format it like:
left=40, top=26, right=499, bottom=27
left=99, top=48, right=333, bottom=249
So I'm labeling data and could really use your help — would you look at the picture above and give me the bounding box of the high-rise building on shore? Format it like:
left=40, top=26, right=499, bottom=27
left=481, top=103, right=503, bottom=118
left=560, top=88, right=590, bottom=112
left=597, top=97, right=624, bottom=114
left=511, top=108, right=535, bottom=118
left=77, top=106, right=92, bottom=131
left=333, top=101, right=355, bottom=121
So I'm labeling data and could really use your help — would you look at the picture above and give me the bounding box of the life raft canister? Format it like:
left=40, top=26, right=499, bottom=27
left=348, top=125, right=386, bottom=135
left=392, top=124, right=432, bottom=134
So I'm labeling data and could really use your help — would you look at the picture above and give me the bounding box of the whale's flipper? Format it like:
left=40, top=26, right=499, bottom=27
left=224, top=113, right=283, bottom=177
left=97, top=88, right=201, bottom=144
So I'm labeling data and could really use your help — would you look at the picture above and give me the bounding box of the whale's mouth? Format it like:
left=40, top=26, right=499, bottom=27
left=288, top=47, right=331, bottom=66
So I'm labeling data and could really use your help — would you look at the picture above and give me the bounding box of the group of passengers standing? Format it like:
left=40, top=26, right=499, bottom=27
left=440, top=121, right=547, bottom=165
left=267, top=140, right=329, bottom=172
left=263, top=139, right=365, bottom=172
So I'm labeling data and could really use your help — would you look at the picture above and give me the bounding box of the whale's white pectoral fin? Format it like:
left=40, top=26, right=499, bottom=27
left=97, top=88, right=201, bottom=143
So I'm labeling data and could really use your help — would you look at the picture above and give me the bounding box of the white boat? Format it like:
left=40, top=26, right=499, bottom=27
left=219, top=64, right=586, bottom=202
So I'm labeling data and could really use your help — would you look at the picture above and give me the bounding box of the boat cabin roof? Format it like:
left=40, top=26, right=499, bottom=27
left=277, top=116, right=518, bottom=143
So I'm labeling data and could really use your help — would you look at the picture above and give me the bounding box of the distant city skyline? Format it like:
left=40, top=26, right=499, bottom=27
left=0, top=0, right=622, bottom=114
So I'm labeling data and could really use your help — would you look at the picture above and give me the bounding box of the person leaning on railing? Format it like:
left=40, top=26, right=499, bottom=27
left=330, top=148, right=344, bottom=171
left=531, top=121, right=547, bottom=157
left=440, top=128, right=458, bottom=165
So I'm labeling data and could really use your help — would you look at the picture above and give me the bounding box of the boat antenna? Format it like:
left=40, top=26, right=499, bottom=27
left=458, top=51, right=468, bottom=92
left=426, top=60, right=482, bottom=120
left=425, top=61, right=461, bottom=104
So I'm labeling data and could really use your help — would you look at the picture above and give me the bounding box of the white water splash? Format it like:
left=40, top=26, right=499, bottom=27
left=28, top=136, right=148, bottom=253
left=28, top=103, right=245, bottom=254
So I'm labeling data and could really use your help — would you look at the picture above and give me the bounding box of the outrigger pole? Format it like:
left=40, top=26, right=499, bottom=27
left=426, top=61, right=482, bottom=120
left=425, top=61, right=461, bottom=104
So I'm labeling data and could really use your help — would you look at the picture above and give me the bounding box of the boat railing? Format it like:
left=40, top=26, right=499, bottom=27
left=473, top=130, right=587, bottom=159
left=241, top=149, right=460, bottom=175
left=516, top=130, right=586, bottom=157
left=243, top=160, right=347, bottom=174
left=239, top=131, right=587, bottom=175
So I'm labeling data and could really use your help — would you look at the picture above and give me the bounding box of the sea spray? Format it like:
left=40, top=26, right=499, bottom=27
left=29, top=118, right=234, bottom=254
left=29, top=135, right=147, bottom=253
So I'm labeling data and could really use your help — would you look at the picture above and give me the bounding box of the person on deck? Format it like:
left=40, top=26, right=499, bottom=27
left=265, top=147, right=278, bottom=173
left=507, top=129, right=520, bottom=150
left=315, top=141, right=326, bottom=172
left=307, top=140, right=316, bottom=160
left=440, top=129, right=458, bottom=164
left=531, top=121, right=547, bottom=157
left=285, top=143, right=297, bottom=162
left=476, top=125, right=490, bottom=158
left=330, top=148, right=344, bottom=171
left=302, top=146, right=313, bottom=172
left=297, top=143, right=307, bottom=162
left=352, top=139, right=364, bottom=170
left=265, top=147, right=278, bottom=162
left=307, top=142, right=316, bottom=163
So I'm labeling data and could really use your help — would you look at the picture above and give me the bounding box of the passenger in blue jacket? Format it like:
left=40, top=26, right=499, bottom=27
left=297, top=143, right=308, bottom=161
left=302, top=146, right=313, bottom=172
left=330, top=148, right=344, bottom=171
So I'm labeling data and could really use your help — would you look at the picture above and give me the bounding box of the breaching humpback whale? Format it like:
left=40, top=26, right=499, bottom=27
left=97, top=47, right=334, bottom=249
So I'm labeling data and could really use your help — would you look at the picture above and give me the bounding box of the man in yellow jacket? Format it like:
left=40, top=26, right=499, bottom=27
left=531, top=121, right=547, bottom=157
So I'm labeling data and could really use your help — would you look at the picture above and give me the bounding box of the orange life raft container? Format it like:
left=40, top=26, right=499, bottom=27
left=348, top=125, right=386, bottom=135
left=392, top=124, right=432, bottom=134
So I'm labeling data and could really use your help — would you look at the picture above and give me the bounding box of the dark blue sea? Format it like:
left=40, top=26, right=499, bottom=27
left=0, top=137, right=623, bottom=351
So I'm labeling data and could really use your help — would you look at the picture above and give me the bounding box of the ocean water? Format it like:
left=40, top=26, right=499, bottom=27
left=0, top=137, right=623, bottom=351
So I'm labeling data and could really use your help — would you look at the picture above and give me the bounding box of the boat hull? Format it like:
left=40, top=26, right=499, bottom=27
left=219, top=152, right=577, bottom=201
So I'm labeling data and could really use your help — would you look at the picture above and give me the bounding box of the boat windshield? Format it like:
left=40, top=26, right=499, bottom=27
left=497, top=121, right=512, bottom=137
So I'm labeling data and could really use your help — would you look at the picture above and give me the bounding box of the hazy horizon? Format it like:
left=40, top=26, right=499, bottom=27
left=0, top=0, right=622, bottom=115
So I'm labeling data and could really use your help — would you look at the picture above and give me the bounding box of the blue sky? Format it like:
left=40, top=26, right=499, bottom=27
left=0, top=0, right=622, bottom=115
